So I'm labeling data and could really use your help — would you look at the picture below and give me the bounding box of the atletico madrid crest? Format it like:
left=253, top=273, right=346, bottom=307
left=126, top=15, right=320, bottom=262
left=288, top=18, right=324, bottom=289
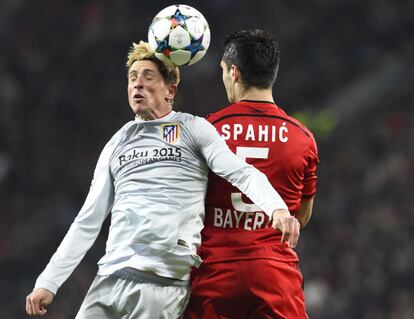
left=162, top=123, right=180, bottom=144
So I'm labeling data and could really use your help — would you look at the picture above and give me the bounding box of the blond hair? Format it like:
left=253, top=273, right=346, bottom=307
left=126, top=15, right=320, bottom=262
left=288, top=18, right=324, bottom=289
left=126, top=41, right=180, bottom=85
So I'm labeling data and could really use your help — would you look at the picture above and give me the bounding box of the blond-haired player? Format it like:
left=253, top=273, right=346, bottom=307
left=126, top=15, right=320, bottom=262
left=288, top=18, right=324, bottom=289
left=25, top=41, right=299, bottom=318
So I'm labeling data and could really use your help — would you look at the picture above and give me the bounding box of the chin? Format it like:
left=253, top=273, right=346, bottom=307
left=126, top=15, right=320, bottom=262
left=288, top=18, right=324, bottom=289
left=132, top=104, right=146, bottom=114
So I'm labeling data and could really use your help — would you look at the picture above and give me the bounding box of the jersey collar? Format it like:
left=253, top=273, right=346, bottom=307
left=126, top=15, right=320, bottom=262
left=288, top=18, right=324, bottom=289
left=240, top=99, right=276, bottom=105
left=134, top=110, right=176, bottom=123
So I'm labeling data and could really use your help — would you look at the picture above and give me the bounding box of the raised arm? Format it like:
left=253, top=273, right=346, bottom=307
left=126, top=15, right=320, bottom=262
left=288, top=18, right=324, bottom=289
left=192, top=117, right=300, bottom=248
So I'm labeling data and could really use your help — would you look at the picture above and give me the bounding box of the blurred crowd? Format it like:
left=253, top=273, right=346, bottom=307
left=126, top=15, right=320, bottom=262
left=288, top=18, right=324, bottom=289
left=1, top=0, right=413, bottom=318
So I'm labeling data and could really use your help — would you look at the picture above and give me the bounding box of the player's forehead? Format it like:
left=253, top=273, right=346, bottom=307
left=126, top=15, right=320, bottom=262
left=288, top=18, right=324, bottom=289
left=129, top=60, right=161, bottom=76
left=220, top=60, right=229, bottom=72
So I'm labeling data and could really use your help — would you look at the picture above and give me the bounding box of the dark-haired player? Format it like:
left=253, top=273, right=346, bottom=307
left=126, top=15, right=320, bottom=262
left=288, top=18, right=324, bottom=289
left=185, top=29, right=319, bottom=318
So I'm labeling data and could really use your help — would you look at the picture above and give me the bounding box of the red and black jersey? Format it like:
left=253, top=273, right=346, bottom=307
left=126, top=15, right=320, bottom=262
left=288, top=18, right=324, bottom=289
left=199, top=100, right=319, bottom=263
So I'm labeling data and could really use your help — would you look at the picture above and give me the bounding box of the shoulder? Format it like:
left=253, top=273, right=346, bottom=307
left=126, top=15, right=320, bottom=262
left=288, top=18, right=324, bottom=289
left=173, top=112, right=209, bottom=127
left=206, top=104, right=236, bottom=123
left=172, top=111, right=197, bottom=122
left=172, top=112, right=217, bottom=142
left=104, top=120, right=136, bottom=150
left=113, top=120, right=136, bottom=139
left=289, top=117, right=314, bottom=140
left=276, top=107, right=315, bottom=141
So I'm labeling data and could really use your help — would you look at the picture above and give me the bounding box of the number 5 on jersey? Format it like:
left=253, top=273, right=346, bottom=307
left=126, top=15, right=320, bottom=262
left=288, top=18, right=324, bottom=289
left=231, top=147, right=269, bottom=212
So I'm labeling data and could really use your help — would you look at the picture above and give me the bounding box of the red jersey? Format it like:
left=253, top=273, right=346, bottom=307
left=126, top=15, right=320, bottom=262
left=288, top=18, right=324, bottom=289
left=199, top=100, right=319, bottom=263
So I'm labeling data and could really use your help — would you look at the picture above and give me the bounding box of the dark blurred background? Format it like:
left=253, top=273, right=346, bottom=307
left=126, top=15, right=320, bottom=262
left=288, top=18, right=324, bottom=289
left=1, top=0, right=413, bottom=318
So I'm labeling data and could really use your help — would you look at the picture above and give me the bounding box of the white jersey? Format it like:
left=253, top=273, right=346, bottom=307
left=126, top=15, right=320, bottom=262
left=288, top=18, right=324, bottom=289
left=35, top=111, right=287, bottom=294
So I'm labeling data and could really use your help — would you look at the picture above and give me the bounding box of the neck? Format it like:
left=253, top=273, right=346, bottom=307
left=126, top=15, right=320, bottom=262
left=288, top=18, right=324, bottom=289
left=136, top=107, right=172, bottom=121
left=236, top=87, right=274, bottom=103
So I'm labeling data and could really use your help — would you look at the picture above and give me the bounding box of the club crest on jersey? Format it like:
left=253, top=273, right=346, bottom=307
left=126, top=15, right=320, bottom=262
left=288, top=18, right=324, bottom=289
left=162, top=123, right=180, bottom=144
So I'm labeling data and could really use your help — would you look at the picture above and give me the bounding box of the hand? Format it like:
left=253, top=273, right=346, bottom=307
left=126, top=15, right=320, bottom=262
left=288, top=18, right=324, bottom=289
left=26, top=288, right=54, bottom=316
left=271, top=209, right=300, bottom=248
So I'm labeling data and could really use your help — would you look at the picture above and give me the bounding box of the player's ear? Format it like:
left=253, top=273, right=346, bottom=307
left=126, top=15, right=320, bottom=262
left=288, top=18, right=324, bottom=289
left=231, top=64, right=241, bottom=83
left=165, top=84, right=177, bottom=102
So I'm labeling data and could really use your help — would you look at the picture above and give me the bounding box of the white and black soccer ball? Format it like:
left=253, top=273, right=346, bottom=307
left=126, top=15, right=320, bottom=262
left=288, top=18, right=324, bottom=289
left=148, top=4, right=210, bottom=66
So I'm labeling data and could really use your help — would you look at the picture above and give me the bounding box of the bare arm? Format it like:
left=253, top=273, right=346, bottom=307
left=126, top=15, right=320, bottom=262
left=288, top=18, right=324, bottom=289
left=296, top=197, right=314, bottom=228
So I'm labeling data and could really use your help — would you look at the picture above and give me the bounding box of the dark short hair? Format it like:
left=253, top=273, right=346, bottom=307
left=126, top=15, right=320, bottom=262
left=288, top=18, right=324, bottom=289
left=222, top=29, right=280, bottom=89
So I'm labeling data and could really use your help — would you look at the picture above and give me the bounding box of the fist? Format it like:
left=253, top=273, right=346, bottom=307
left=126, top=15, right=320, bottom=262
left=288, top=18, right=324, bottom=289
left=26, top=288, right=54, bottom=316
left=272, top=209, right=300, bottom=248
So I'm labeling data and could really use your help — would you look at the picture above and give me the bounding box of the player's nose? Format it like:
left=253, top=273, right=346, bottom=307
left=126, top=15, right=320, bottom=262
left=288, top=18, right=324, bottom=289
left=134, top=81, right=144, bottom=90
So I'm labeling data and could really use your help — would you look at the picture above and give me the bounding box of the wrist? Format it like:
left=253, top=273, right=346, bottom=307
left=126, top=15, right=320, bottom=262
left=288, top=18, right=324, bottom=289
left=272, top=208, right=290, bottom=219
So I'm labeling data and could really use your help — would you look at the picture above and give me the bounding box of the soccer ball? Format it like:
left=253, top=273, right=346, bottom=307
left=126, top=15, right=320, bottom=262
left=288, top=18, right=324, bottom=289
left=148, top=4, right=210, bottom=67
